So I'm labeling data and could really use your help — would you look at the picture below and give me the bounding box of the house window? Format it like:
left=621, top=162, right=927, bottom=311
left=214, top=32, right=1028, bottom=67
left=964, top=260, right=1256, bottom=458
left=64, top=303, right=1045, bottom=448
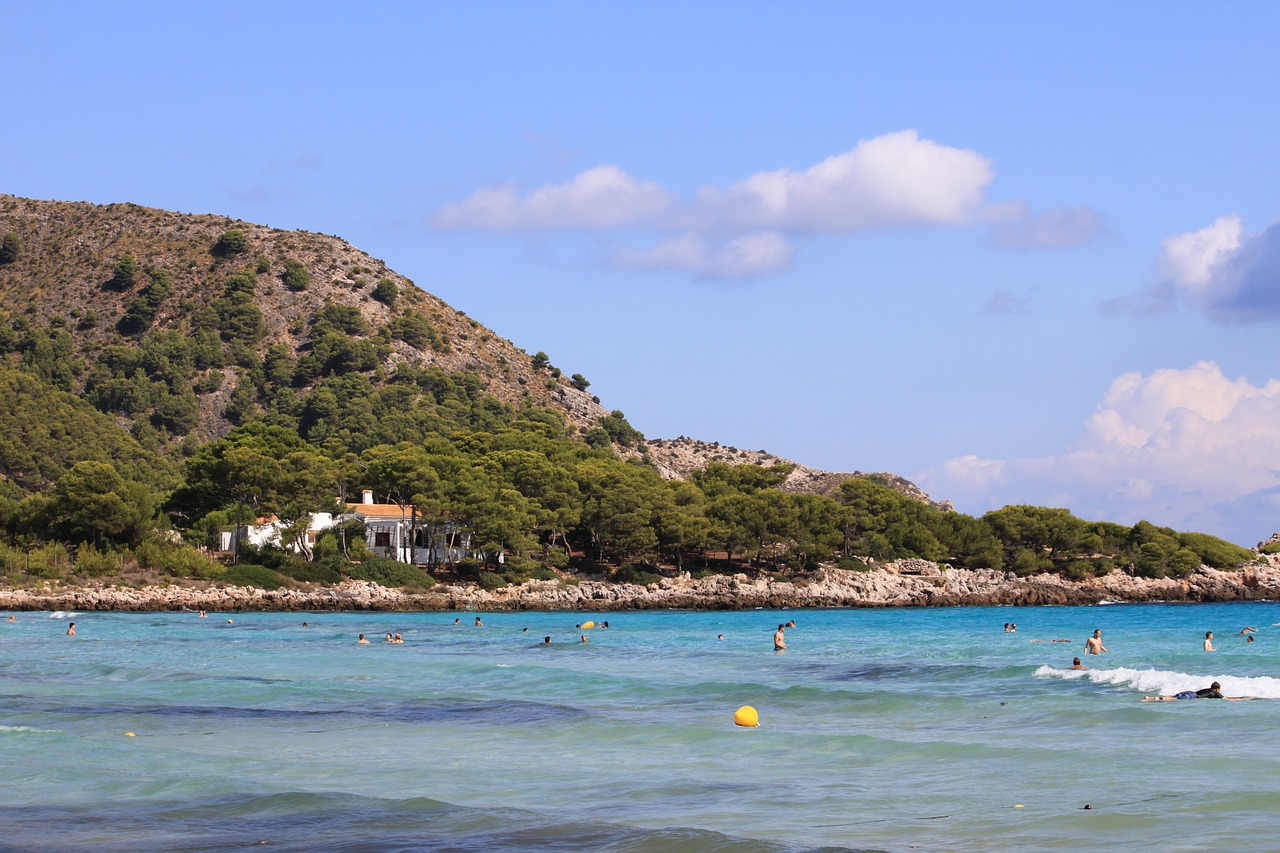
left=374, top=531, right=391, bottom=548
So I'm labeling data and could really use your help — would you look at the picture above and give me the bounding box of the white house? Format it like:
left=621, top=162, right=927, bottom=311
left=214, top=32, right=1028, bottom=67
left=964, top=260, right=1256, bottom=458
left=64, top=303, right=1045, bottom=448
left=226, top=490, right=473, bottom=565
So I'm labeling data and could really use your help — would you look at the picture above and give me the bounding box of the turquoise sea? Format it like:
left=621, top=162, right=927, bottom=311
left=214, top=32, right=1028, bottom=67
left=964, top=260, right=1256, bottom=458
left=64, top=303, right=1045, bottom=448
left=3, top=602, right=1279, bottom=852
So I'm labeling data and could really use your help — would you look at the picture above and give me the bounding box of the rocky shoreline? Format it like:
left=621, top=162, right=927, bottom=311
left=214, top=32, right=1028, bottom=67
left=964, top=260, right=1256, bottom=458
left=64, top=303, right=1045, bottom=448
left=3, top=555, right=1279, bottom=612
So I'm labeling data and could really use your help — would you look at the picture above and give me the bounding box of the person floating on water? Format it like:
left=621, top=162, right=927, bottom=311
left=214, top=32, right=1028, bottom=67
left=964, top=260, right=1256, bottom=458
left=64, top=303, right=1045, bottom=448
left=773, top=624, right=786, bottom=652
left=1204, top=631, right=1215, bottom=651
left=1143, top=682, right=1252, bottom=701
left=1084, top=629, right=1107, bottom=655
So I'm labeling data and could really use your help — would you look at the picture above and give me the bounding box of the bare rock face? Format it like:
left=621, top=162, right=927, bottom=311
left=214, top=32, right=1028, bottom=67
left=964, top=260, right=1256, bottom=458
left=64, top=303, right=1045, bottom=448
left=640, top=436, right=951, bottom=509
left=5, top=555, right=1279, bottom=612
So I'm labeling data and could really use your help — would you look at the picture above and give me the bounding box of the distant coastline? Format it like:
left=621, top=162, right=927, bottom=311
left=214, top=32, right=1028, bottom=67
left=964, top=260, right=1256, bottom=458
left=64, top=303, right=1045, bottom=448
left=4, top=556, right=1278, bottom=612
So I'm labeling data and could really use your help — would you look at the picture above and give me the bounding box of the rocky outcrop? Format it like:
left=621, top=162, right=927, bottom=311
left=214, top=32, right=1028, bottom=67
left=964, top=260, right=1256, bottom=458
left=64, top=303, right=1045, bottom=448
left=4, top=555, right=1278, bottom=612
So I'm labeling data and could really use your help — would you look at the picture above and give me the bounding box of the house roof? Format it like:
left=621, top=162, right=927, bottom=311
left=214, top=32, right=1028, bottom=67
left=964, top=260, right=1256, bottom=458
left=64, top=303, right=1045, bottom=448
left=347, top=502, right=413, bottom=519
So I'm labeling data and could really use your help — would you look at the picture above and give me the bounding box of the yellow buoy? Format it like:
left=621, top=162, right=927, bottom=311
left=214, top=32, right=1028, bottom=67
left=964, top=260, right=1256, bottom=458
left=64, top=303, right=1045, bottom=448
left=1013, top=804, right=1024, bottom=809
left=125, top=732, right=136, bottom=737
left=734, top=705, right=759, bottom=727
left=580, top=620, right=595, bottom=629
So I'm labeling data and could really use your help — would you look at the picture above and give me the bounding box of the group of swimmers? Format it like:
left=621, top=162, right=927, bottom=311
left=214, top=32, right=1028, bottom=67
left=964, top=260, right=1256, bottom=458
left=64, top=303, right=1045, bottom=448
left=1059, top=625, right=1259, bottom=700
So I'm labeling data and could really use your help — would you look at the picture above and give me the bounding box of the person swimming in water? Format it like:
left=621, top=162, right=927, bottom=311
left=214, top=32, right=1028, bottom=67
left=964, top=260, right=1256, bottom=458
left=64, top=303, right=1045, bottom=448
left=1070, top=657, right=1088, bottom=670
left=1143, top=682, right=1251, bottom=701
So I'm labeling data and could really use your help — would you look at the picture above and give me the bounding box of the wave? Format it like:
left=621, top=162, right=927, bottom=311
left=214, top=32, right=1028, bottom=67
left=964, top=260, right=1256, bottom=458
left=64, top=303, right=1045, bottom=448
left=1036, top=665, right=1280, bottom=699
left=0, top=725, right=60, bottom=734
left=48, top=611, right=79, bottom=619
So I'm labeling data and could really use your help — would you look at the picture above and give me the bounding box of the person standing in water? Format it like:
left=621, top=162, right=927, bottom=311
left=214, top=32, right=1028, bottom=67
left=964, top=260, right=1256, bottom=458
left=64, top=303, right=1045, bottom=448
left=66, top=622, right=76, bottom=636
left=1084, top=629, right=1107, bottom=655
left=773, top=624, right=786, bottom=652
left=1204, top=631, right=1215, bottom=651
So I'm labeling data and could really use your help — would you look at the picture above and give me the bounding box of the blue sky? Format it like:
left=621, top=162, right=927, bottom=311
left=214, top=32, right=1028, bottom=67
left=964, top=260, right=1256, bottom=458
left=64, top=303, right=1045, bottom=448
left=2, top=1, right=1278, bottom=546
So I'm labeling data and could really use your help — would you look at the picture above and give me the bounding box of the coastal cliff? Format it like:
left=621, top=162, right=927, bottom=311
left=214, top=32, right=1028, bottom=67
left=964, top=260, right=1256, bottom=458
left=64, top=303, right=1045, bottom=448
left=5, top=555, right=1278, bottom=612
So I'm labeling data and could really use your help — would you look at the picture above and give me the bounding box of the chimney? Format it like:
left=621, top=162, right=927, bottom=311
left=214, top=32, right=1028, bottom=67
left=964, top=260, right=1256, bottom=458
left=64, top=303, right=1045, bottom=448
left=362, top=489, right=374, bottom=505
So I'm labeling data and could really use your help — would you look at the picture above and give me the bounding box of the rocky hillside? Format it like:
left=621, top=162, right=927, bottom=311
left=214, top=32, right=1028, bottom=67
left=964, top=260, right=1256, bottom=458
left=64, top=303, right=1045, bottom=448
left=0, top=194, right=605, bottom=441
left=643, top=436, right=953, bottom=510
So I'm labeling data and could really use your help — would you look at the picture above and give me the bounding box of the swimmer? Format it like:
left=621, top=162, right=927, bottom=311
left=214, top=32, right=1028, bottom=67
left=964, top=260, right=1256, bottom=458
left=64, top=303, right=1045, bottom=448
left=786, top=620, right=796, bottom=628
left=602, top=621, right=610, bottom=629
left=474, top=617, right=483, bottom=627
left=357, top=633, right=370, bottom=644
left=227, top=619, right=234, bottom=625
left=197, top=610, right=207, bottom=618
left=1069, top=657, right=1088, bottom=670
left=773, top=624, right=786, bottom=652
left=385, top=632, right=394, bottom=643
left=1204, top=631, right=1215, bottom=652
left=7, top=615, right=15, bottom=622
left=1084, top=629, right=1107, bottom=655
left=1143, top=682, right=1252, bottom=701
left=580, top=634, right=588, bottom=643
left=393, top=633, right=403, bottom=644
left=1240, top=626, right=1258, bottom=634
left=454, top=618, right=460, bottom=625
left=717, top=634, right=725, bottom=641
left=543, top=636, right=551, bottom=644
left=1247, top=635, right=1255, bottom=644
left=302, top=622, right=309, bottom=627
left=66, top=622, right=76, bottom=636
left=522, top=627, right=528, bottom=632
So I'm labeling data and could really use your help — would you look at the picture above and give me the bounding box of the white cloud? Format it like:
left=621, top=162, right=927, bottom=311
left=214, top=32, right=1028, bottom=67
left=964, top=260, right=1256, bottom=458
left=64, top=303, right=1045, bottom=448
left=1147, top=215, right=1280, bottom=322
left=919, top=362, right=1280, bottom=546
left=431, top=165, right=672, bottom=230
left=617, top=231, right=795, bottom=279
left=691, top=130, right=994, bottom=232
left=427, top=131, right=1090, bottom=277
left=1159, top=214, right=1243, bottom=297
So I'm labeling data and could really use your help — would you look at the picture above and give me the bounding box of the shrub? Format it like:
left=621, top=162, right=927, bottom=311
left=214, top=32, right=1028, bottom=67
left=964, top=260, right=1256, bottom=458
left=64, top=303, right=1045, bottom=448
left=478, top=570, right=507, bottom=590
left=0, top=232, right=19, bottom=264
left=372, top=279, right=398, bottom=306
left=345, top=556, right=432, bottom=588
left=277, top=562, right=343, bottom=584
left=223, top=563, right=288, bottom=590
left=214, top=229, right=248, bottom=256
left=612, top=564, right=662, bottom=586
left=281, top=259, right=311, bottom=291
left=74, top=544, right=118, bottom=578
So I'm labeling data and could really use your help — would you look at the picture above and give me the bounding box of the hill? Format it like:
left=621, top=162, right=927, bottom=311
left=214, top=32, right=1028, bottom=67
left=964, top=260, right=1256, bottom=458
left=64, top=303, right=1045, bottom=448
left=0, top=193, right=937, bottom=506
left=0, top=194, right=606, bottom=446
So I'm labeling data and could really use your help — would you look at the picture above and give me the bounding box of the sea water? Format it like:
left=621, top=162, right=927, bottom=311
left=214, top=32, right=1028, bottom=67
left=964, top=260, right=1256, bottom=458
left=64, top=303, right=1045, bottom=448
left=2, top=603, right=1278, bottom=852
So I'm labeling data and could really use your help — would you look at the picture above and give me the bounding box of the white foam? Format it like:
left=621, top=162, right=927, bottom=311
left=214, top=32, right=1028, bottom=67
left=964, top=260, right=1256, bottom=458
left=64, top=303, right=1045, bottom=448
left=1036, top=665, right=1280, bottom=699
left=0, top=725, right=59, bottom=734
left=48, top=611, right=79, bottom=619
